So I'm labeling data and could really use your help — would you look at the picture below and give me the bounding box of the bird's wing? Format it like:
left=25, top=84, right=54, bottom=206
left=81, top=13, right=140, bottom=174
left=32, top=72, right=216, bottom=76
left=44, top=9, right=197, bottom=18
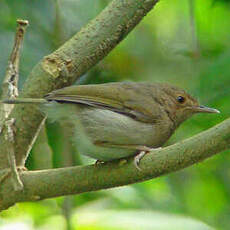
left=45, top=83, right=161, bottom=123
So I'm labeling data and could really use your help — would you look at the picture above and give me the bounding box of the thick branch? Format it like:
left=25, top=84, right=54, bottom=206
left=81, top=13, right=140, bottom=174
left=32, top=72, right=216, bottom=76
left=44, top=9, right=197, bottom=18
left=0, top=117, right=229, bottom=211
left=0, top=0, right=159, bottom=169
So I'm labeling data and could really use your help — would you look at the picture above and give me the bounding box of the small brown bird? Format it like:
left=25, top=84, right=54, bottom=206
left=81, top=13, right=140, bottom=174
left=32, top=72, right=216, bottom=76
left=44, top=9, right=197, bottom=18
left=2, top=82, right=220, bottom=169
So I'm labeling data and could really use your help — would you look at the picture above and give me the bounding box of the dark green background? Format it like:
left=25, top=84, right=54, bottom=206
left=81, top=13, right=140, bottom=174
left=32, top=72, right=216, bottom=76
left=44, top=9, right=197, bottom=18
left=0, top=0, right=229, bottom=229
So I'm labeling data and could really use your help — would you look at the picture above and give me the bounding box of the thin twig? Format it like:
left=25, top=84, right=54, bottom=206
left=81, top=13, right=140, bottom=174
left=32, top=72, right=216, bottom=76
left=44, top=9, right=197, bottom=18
left=0, top=19, right=29, bottom=130
left=0, top=19, right=29, bottom=191
left=5, top=119, right=23, bottom=191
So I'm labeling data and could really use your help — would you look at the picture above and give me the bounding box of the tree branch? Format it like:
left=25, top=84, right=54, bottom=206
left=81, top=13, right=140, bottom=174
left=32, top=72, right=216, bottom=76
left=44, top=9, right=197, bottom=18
left=0, top=117, right=229, bottom=211
left=0, top=0, right=159, bottom=169
left=0, top=19, right=29, bottom=131
left=0, top=19, right=29, bottom=191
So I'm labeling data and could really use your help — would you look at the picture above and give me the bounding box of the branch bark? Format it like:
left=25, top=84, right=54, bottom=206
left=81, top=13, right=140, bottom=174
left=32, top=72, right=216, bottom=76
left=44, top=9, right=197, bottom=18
left=0, top=19, right=28, bottom=131
left=0, top=19, right=29, bottom=191
left=0, top=116, right=229, bottom=211
left=0, top=0, right=159, bottom=169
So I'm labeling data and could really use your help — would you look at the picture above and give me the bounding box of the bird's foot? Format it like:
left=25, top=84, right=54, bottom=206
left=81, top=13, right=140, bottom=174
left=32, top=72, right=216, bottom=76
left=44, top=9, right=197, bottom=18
left=134, top=147, right=162, bottom=171
left=94, top=159, right=104, bottom=166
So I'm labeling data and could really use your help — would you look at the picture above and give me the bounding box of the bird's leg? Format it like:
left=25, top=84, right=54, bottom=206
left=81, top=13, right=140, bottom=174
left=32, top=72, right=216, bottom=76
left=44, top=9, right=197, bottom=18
left=134, top=147, right=162, bottom=171
left=94, top=142, right=160, bottom=170
left=94, top=159, right=104, bottom=166
left=134, top=151, right=147, bottom=171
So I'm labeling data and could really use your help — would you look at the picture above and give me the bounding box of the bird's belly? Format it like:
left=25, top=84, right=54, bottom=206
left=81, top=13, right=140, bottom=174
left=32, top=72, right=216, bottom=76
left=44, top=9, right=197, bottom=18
left=72, top=107, right=163, bottom=161
left=44, top=103, right=169, bottom=161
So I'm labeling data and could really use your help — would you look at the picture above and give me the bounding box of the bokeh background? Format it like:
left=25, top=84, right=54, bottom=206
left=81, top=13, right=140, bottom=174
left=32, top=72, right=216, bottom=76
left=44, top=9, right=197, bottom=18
left=0, top=0, right=230, bottom=229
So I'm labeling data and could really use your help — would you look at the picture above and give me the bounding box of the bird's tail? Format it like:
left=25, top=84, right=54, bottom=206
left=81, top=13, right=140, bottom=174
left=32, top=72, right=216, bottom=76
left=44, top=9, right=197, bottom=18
left=0, top=98, right=47, bottom=104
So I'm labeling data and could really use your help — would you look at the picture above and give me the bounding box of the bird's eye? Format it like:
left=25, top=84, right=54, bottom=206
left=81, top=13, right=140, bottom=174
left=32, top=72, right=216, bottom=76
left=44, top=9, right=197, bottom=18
left=177, top=96, right=185, bottom=104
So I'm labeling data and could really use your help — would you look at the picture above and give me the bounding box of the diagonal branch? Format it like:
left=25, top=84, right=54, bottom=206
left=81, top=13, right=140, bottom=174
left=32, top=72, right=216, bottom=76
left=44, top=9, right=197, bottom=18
left=0, top=117, right=229, bottom=211
left=0, top=0, right=159, bottom=169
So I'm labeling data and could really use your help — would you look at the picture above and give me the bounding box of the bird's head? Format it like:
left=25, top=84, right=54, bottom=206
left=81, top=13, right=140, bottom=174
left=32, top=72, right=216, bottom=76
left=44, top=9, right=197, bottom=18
left=155, top=83, right=220, bottom=127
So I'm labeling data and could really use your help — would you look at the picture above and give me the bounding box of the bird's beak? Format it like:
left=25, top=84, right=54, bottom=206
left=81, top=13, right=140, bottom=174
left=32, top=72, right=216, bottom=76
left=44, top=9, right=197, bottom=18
left=193, top=105, right=220, bottom=114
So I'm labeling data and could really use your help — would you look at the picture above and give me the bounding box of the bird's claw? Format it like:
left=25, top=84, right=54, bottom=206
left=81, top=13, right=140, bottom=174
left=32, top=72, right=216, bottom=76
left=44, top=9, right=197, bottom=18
left=134, top=151, right=147, bottom=171
left=94, top=159, right=104, bottom=166
left=134, top=147, right=162, bottom=171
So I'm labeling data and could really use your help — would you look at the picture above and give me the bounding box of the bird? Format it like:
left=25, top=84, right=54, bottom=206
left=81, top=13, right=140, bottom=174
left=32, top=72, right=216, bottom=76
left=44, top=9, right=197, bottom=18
left=2, top=82, right=220, bottom=169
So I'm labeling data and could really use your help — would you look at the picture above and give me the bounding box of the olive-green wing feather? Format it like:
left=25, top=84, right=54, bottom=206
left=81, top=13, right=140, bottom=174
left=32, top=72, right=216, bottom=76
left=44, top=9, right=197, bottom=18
left=45, top=82, right=161, bottom=123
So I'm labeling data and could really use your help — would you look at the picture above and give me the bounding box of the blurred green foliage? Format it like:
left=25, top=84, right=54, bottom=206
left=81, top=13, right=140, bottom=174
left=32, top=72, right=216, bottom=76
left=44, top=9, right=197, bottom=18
left=0, top=0, right=230, bottom=229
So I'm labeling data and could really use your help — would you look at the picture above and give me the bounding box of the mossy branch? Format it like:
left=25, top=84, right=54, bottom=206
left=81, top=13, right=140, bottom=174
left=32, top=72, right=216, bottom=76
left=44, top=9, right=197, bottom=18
left=0, top=117, right=229, bottom=211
